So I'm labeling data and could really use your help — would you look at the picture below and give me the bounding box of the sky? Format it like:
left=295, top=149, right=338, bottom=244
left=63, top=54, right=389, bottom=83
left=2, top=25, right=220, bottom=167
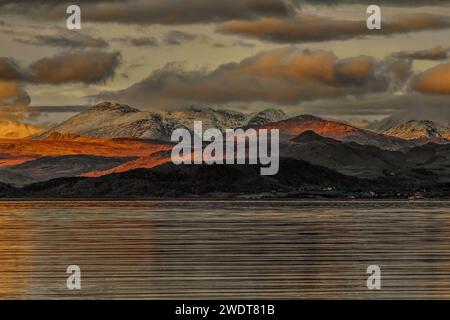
left=0, top=0, right=450, bottom=128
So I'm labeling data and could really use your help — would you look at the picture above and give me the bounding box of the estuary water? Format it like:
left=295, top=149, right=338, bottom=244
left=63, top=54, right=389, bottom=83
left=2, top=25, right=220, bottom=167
left=0, top=200, right=450, bottom=299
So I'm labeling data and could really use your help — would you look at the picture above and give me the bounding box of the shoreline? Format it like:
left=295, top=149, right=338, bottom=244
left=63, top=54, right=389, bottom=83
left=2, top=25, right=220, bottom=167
left=1, top=197, right=450, bottom=202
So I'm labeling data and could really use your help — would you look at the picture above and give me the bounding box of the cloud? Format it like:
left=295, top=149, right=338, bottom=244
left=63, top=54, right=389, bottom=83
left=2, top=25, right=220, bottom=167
left=29, top=51, right=121, bottom=85
left=0, top=81, right=32, bottom=133
left=0, top=0, right=300, bottom=24
left=301, top=0, right=450, bottom=5
left=391, top=46, right=449, bottom=60
left=0, top=121, right=46, bottom=139
left=298, top=92, right=450, bottom=118
left=16, top=31, right=108, bottom=49
left=414, top=63, right=450, bottom=95
left=113, top=36, right=159, bottom=47
left=0, top=82, right=23, bottom=101
left=98, top=48, right=411, bottom=109
left=218, top=14, right=450, bottom=43
left=232, top=40, right=256, bottom=48
left=0, top=81, right=30, bottom=107
left=373, top=95, right=450, bottom=127
left=214, top=39, right=256, bottom=48
left=0, top=63, right=32, bottom=123
left=0, top=58, right=27, bottom=81
left=1, top=50, right=121, bottom=86
left=163, top=31, right=208, bottom=46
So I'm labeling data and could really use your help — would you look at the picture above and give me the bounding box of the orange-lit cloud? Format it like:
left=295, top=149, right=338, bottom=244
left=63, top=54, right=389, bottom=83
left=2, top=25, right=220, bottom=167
left=0, top=81, right=35, bottom=137
left=392, top=46, right=448, bottom=60
left=100, top=48, right=411, bottom=108
left=219, top=14, right=450, bottom=43
left=0, top=121, right=46, bottom=139
left=302, top=0, right=450, bottom=3
left=1, top=50, right=121, bottom=86
left=414, top=63, right=450, bottom=95
left=29, top=51, right=121, bottom=84
left=0, top=0, right=300, bottom=24
left=336, top=56, right=375, bottom=84
left=0, top=81, right=29, bottom=107
left=0, top=82, right=21, bottom=101
left=0, top=58, right=26, bottom=82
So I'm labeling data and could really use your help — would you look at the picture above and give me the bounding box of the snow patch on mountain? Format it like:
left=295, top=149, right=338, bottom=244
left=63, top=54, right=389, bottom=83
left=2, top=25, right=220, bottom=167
left=37, top=102, right=287, bottom=140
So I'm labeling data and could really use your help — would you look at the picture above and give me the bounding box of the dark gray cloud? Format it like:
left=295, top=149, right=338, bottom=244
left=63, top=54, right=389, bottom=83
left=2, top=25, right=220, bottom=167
left=17, top=0, right=441, bottom=3
left=232, top=39, right=256, bottom=48
left=0, top=0, right=300, bottom=24
left=163, top=31, right=208, bottom=46
left=297, top=93, right=450, bottom=124
left=219, top=14, right=450, bottom=43
left=376, top=96, right=450, bottom=127
left=15, top=31, right=108, bottom=49
left=98, top=48, right=412, bottom=109
left=0, top=79, right=37, bottom=129
left=0, top=0, right=120, bottom=3
left=1, top=50, right=121, bottom=86
left=120, top=62, right=145, bottom=79
left=363, top=94, right=450, bottom=129
left=214, top=39, right=256, bottom=48
left=29, top=51, right=121, bottom=84
left=301, top=0, right=450, bottom=5
left=113, top=36, right=159, bottom=47
left=0, top=57, right=27, bottom=81
left=0, top=81, right=30, bottom=108
left=391, top=46, right=449, bottom=60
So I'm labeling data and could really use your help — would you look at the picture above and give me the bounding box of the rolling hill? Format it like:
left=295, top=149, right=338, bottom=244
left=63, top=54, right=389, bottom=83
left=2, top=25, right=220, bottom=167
left=282, top=131, right=405, bottom=178
left=254, top=115, right=412, bottom=151
left=12, top=158, right=368, bottom=198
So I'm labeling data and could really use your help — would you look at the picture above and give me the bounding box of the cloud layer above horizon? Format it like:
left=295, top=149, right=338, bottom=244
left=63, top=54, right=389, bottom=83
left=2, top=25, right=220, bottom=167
left=219, top=14, right=450, bottom=43
left=99, top=48, right=414, bottom=108
left=0, top=0, right=301, bottom=24
left=0, top=0, right=450, bottom=124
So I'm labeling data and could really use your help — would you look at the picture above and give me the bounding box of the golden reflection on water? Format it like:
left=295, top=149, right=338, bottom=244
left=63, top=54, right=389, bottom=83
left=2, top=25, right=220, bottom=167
left=0, top=201, right=450, bottom=299
left=0, top=210, right=32, bottom=298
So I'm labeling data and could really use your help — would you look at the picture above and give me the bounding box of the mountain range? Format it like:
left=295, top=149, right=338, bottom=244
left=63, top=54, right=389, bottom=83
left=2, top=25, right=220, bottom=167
left=1, top=101, right=449, bottom=198
left=376, top=120, right=450, bottom=141
left=36, top=102, right=287, bottom=141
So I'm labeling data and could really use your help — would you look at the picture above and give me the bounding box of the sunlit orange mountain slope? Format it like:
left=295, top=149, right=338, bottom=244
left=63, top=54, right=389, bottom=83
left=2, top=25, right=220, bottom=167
left=0, top=133, right=172, bottom=177
left=254, top=115, right=411, bottom=150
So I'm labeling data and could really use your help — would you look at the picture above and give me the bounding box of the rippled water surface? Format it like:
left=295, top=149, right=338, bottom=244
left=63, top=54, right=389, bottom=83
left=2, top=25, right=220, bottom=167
left=1, top=200, right=450, bottom=299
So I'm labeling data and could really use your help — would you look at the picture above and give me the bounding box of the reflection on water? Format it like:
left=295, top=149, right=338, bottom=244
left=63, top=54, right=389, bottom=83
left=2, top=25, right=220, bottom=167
left=0, top=200, right=450, bottom=299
